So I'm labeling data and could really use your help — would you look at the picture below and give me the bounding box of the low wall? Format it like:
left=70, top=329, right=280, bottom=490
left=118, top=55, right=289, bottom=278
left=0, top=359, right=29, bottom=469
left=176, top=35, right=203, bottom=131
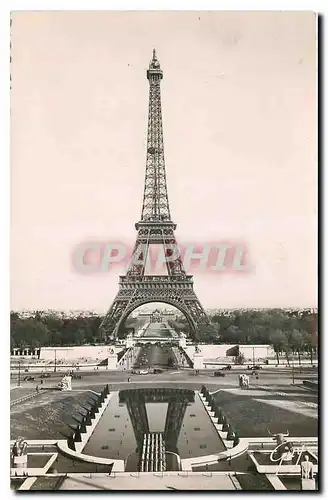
left=184, top=344, right=275, bottom=363
left=39, top=345, right=122, bottom=361
left=181, top=391, right=248, bottom=471
left=57, top=441, right=124, bottom=472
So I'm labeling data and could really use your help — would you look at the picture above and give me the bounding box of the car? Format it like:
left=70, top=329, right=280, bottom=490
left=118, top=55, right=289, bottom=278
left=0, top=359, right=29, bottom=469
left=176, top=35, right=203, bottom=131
left=40, top=373, right=51, bottom=378
left=23, top=376, right=35, bottom=381
left=139, top=369, right=149, bottom=375
left=153, top=368, right=163, bottom=374
left=222, top=365, right=232, bottom=370
left=214, top=371, right=226, bottom=377
left=247, top=365, right=262, bottom=370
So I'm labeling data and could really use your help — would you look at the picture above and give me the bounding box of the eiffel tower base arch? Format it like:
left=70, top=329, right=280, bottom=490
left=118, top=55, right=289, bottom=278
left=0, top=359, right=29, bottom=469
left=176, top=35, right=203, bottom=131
left=100, top=275, right=209, bottom=341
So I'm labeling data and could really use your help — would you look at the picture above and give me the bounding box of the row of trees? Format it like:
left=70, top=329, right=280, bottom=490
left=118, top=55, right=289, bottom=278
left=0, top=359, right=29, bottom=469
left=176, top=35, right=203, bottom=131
left=169, top=309, right=318, bottom=364
left=10, top=311, right=148, bottom=348
left=10, top=309, right=318, bottom=365
left=10, top=312, right=103, bottom=348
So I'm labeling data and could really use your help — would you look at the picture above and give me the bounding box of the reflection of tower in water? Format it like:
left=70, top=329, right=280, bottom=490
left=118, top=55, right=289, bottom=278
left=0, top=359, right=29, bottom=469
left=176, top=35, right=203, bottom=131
left=119, top=388, right=194, bottom=471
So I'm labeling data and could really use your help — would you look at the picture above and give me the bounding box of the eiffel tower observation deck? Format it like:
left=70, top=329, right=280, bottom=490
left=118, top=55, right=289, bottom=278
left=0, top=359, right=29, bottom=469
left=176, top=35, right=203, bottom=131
left=99, top=50, right=210, bottom=340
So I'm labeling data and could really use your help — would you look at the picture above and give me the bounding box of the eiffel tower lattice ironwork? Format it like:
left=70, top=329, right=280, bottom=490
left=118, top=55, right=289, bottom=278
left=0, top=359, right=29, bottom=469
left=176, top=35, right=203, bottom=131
left=100, top=50, right=210, bottom=340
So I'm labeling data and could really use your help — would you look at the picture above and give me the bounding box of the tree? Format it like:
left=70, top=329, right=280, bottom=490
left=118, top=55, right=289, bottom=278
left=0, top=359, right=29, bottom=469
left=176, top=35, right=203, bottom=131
left=287, top=329, right=306, bottom=365
left=222, top=325, right=242, bottom=344
left=197, top=323, right=220, bottom=343
left=302, top=331, right=317, bottom=364
left=299, top=312, right=318, bottom=364
left=234, top=352, right=246, bottom=365
left=269, top=330, right=288, bottom=365
left=12, top=318, right=50, bottom=348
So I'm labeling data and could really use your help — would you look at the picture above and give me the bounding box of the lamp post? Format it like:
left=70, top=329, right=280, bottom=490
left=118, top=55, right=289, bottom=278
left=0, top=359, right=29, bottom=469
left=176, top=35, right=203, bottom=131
left=252, top=347, right=255, bottom=366
left=54, top=349, right=57, bottom=373
left=292, top=357, right=295, bottom=385
left=18, top=358, right=21, bottom=387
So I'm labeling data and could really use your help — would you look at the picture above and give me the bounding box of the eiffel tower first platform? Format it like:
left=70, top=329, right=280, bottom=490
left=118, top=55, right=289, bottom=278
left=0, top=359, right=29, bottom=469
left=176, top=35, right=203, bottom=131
left=100, top=50, right=210, bottom=340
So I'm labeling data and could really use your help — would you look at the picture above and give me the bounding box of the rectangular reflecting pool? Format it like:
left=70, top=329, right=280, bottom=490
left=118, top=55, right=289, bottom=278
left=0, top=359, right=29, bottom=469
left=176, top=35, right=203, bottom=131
left=82, top=388, right=225, bottom=471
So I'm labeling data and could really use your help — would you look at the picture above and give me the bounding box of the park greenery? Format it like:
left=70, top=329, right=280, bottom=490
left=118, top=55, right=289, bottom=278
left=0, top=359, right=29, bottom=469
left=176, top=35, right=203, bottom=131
left=10, top=309, right=317, bottom=364
left=169, top=309, right=318, bottom=364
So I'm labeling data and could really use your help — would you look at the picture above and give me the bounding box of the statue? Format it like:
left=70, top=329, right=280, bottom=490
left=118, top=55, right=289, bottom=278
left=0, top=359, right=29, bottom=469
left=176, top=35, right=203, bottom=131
left=233, top=433, right=240, bottom=447
left=300, top=454, right=316, bottom=490
left=239, top=374, right=249, bottom=389
left=11, top=438, right=28, bottom=469
left=59, top=375, right=72, bottom=391
left=268, top=429, right=294, bottom=462
left=222, top=419, right=229, bottom=432
left=227, top=425, right=235, bottom=440
left=12, top=438, right=27, bottom=457
left=301, top=455, right=314, bottom=479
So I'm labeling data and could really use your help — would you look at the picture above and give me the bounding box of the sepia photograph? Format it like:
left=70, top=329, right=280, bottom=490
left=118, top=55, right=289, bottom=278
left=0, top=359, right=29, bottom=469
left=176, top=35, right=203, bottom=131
left=9, top=9, right=318, bottom=491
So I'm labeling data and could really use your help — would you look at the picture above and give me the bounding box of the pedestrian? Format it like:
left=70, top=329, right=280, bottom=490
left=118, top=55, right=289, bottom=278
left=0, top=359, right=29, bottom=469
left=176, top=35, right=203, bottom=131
left=128, top=377, right=131, bottom=383
left=36, top=385, right=39, bottom=393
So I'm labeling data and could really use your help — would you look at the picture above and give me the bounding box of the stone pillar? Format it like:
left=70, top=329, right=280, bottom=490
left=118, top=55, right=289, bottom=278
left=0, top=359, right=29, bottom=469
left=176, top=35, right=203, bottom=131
left=12, top=454, right=28, bottom=471
left=193, top=352, right=204, bottom=371
left=179, top=334, right=186, bottom=348
left=301, top=479, right=316, bottom=490
left=106, top=349, right=118, bottom=370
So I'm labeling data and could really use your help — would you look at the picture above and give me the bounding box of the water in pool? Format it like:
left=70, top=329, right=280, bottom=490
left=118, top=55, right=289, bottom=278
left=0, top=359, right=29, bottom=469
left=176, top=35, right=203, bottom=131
left=83, top=388, right=225, bottom=471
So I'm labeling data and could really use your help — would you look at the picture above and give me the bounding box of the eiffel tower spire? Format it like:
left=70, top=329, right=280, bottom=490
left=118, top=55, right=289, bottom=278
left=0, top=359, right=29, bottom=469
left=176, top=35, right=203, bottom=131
left=99, top=51, right=210, bottom=340
left=140, top=49, right=171, bottom=223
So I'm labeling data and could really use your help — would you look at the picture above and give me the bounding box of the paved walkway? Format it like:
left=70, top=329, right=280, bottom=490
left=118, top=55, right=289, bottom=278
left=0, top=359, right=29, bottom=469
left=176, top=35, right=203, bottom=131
left=58, top=472, right=240, bottom=490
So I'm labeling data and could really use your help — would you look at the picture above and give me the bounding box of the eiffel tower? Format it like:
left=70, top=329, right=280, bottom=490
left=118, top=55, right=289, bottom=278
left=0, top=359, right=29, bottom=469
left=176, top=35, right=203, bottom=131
left=100, top=50, right=210, bottom=340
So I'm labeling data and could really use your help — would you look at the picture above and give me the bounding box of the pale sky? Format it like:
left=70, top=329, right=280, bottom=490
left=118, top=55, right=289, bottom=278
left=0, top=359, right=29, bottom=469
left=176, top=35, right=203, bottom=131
left=10, top=11, right=317, bottom=312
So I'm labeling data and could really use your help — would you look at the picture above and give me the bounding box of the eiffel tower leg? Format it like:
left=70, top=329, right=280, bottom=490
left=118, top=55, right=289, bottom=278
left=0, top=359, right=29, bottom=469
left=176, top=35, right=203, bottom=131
left=99, top=293, right=132, bottom=340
